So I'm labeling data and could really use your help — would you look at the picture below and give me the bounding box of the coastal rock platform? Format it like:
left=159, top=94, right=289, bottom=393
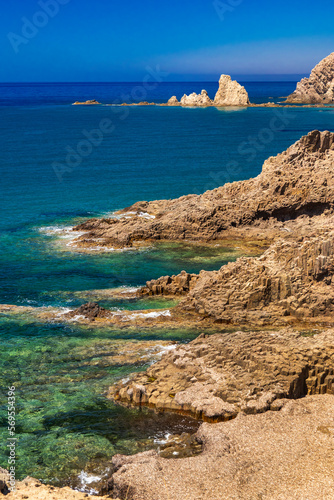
left=110, top=395, right=334, bottom=500
left=110, top=329, right=334, bottom=420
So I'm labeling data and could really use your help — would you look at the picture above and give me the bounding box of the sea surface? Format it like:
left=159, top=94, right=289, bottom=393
left=1, top=81, right=334, bottom=490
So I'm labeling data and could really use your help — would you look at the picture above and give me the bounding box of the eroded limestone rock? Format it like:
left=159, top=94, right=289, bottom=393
left=286, top=52, right=334, bottom=103
left=180, top=90, right=213, bottom=107
left=214, top=74, right=250, bottom=106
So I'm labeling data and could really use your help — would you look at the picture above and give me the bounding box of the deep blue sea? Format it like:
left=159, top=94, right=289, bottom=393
left=1, top=81, right=334, bottom=490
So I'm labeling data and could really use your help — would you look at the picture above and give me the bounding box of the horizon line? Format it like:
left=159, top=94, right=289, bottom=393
left=0, top=77, right=304, bottom=84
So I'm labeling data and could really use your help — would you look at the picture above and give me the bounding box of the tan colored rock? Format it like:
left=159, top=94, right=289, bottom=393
left=214, top=74, right=250, bottom=106
left=110, top=329, right=334, bottom=420
left=72, top=99, right=101, bottom=105
left=140, top=270, right=199, bottom=297
left=0, top=476, right=114, bottom=499
left=286, top=52, right=334, bottom=103
left=71, top=131, right=334, bottom=326
left=110, top=395, right=334, bottom=500
left=180, top=89, right=213, bottom=106
left=179, top=231, right=334, bottom=325
left=167, top=95, right=180, bottom=106
left=72, top=130, right=334, bottom=250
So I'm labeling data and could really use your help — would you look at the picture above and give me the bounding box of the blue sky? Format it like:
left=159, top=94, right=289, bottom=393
left=2, top=0, right=334, bottom=81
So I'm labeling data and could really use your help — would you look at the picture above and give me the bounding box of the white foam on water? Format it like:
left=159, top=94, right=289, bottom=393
left=154, top=432, right=172, bottom=445
left=124, top=310, right=171, bottom=321
left=76, top=471, right=101, bottom=495
left=69, top=314, right=85, bottom=322
left=120, top=286, right=140, bottom=294
left=138, top=212, right=156, bottom=220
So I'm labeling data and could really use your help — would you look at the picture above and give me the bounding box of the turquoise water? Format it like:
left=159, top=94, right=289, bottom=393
left=1, top=82, right=334, bottom=489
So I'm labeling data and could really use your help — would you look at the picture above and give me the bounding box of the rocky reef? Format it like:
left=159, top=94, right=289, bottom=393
left=166, top=74, right=249, bottom=107
left=286, top=52, right=334, bottom=103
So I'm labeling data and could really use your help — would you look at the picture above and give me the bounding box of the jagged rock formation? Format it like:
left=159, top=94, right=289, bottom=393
left=140, top=270, right=199, bottom=296
left=179, top=232, right=334, bottom=325
left=165, top=74, right=249, bottom=107
left=213, top=74, right=250, bottom=106
left=66, top=301, right=108, bottom=320
left=110, top=395, right=334, bottom=500
left=110, top=329, right=334, bottom=420
left=72, top=130, right=334, bottom=250
left=286, top=52, right=334, bottom=103
left=180, top=89, right=213, bottom=107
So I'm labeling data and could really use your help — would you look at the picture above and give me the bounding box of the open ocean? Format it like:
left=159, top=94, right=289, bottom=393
left=1, top=81, right=334, bottom=490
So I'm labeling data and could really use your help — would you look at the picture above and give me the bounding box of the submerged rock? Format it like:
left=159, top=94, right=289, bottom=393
left=72, top=130, right=334, bottom=249
left=286, top=52, right=334, bottom=103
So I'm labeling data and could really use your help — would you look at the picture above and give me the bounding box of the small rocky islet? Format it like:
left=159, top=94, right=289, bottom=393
left=2, top=53, right=334, bottom=500
left=73, top=52, right=334, bottom=108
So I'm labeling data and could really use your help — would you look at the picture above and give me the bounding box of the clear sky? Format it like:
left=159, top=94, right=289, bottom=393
left=2, top=0, right=334, bottom=82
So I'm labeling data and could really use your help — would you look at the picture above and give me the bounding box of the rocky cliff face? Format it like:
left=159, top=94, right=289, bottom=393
left=213, top=74, right=250, bottom=106
left=286, top=52, right=334, bottom=103
left=72, top=130, right=334, bottom=250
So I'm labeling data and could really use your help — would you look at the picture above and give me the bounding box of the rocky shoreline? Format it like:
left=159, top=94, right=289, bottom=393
left=3, top=64, right=334, bottom=496
left=286, top=52, right=334, bottom=104
left=67, top=130, right=334, bottom=329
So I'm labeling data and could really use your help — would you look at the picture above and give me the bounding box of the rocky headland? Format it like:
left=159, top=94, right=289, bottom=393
left=286, top=52, right=334, bottom=104
left=72, top=130, right=334, bottom=251
left=64, top=130, right=334, bottom=330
